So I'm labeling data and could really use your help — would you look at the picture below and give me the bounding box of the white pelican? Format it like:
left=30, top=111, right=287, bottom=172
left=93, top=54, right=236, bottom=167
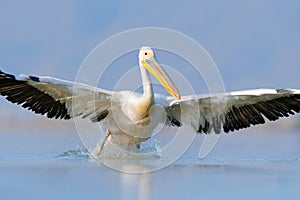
left=0, top=47, right=299, bottom=153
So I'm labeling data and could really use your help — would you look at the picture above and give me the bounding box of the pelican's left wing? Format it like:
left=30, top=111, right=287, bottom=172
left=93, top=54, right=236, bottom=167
left=165, top=89, right=300, bottom=134
left=0, top=70, right=113, bottom=121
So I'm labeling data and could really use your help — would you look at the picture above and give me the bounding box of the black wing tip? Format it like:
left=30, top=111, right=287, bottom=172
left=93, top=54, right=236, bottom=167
left=167, top=115, right=182, bottom=127
left=276, top=88, right=292, bottom=94
left=90, top=110, right=109, bottom=122
left=0, top=69, right=16, bottom=80
left=221, top=95, right=300, bottom=134
left=197, top=120, right=216, bottom=134
left=1, top=69, right=41, bottom=82
left=0, top=71, right=71, bottom=120
left=29, top=75, right=40, bottom=82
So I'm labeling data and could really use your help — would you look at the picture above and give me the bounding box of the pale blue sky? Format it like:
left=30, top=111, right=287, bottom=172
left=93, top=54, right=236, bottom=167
left=0, top=0, right=299, bottom=116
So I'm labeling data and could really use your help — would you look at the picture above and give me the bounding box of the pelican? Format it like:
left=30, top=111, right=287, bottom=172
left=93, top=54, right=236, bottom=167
left=0, top=47, right=299, bottom=153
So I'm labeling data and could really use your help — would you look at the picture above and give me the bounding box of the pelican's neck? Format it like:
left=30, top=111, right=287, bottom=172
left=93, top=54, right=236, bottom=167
left=139, top=61, right=153, bottom=100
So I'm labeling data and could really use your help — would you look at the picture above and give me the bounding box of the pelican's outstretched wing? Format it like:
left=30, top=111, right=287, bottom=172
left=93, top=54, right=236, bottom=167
left=165, top=89, right=300, bottom=134
left=0, top=70, right=113, bottom=122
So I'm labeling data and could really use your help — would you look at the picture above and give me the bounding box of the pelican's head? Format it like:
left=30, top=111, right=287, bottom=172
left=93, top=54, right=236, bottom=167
left=139, top=47, right=181, bottom=100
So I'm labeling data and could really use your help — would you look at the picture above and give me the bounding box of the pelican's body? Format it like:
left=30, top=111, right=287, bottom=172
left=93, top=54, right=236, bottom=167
left=0, top=47, right=299, bottom=153
left=100, top=91, right=153, bottom=148
left=97, top=47, right=179, bottom=150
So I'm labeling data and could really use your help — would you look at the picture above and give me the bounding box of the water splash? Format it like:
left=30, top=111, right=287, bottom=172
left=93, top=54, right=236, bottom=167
left=57, top=138, right=162, bottom=160
left=92, top=138, right=162, bottom=160
left=56, top=148, right=90, bottom=160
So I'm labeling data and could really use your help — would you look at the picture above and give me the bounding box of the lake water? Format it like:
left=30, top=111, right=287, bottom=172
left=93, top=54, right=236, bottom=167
left=0, top=125, right=299, bottom=200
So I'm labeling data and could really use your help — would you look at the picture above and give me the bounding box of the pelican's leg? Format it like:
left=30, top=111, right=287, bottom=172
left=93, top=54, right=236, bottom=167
left=98, top=129, right=111, bottom=154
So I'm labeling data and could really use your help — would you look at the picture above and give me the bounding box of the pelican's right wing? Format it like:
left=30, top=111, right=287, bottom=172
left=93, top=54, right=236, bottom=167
left=165, top=89, right=300, bottom=134
left=0, top=70, right=113, bottom=122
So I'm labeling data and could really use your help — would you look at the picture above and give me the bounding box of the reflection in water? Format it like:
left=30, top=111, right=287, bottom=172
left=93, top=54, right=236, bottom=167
left=121, top=172, right=151, bottom=200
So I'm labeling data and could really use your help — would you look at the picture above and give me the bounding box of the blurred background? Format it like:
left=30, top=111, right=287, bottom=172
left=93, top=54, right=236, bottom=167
left=0, top=1, right=300, bottom=200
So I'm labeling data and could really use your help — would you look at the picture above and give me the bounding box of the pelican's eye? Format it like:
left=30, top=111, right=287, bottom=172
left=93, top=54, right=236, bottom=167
left=144, top=52, right=147, bottom=55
